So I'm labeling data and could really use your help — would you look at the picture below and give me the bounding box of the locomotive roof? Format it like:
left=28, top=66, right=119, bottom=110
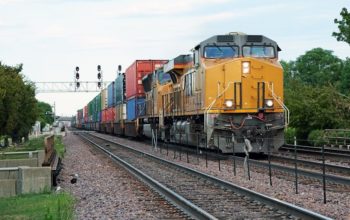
left=195, top=32, right=281, bottom=51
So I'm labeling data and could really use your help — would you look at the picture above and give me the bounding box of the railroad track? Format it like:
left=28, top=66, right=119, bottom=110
left=270, top=155, right=350, bottom=176
left=226, top=155, right=350, bottom=190
left=76, top=131, right=330, bottom=220
left=281, top=144, right=350, bottom=159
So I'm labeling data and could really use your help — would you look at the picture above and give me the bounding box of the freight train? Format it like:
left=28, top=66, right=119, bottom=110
left=72, top=32, right=289, bottom=154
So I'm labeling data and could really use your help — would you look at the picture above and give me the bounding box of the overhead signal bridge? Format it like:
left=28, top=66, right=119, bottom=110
left=35, top=64, right=116, bottom=93
left=34, top=81, right=111, bottom=93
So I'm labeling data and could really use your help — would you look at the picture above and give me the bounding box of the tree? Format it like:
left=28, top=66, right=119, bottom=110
left=0, top=62, right=38, bottom=144
left=333, top=7, right=350, bottom=45
left=280, top=60, right=295, bottom=86
left=285, top=79, right=350, bottom=141
left=37, top=101, right=54, bottom=130
left=340, top=58, right=350, bottom=95
left=291, top=48, right=342, bottom=87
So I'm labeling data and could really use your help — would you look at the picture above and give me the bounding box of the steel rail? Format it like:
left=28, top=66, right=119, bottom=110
left=271, top=155, right=350, bottom=175
left=84, top=132, right=332, bottom=220
left=229, top=155, right=350, bottom=186
left=282, top=145, right=350, bottom=159
left=78, top=133, right=217, bottom=220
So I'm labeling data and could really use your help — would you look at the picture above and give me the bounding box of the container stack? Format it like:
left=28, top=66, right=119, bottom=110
left=125, top=60, right=167, bottom=121
left=83, top=106, right=88, bottom=128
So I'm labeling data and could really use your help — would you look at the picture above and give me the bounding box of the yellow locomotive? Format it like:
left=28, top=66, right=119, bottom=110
left=141, top=32, right=288, bottom=153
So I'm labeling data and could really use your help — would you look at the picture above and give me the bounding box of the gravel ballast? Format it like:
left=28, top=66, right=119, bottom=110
left=93, top=132, right=350, bottom=220
left=59, top=131, right=186, bottom=219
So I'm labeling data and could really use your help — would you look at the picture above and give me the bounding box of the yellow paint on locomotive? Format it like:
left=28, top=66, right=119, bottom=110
left=156, top=57, right=284, bottom=116
left=203, top=57, right=283, bottom=114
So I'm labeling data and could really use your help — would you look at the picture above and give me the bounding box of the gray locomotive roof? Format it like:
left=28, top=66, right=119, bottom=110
left=195, top=32, right=281, bottom=51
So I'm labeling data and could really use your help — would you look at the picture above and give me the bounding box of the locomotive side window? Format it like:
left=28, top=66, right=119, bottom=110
left=204, top=46, right=238, bottom=59
left=242, top=46, right=275, bottom=58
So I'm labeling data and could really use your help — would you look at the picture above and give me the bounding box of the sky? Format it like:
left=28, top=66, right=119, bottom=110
left=0, top=0, right=349, bottom=116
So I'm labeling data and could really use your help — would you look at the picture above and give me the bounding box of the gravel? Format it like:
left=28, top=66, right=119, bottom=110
left=94, top=132, right=350, bottom=220
left=59, top=131, right=187, bottom=219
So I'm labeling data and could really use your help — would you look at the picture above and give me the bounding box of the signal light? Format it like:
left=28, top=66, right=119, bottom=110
left=76, top=82, right=80, bottom=88
left=76, top=73, right=80, bottom=80
left=97, top=82, right=101, bottom=88
left=97, top=65, right=101, bottom=71
left=76, top=66, right=79, bottom=72
left=97, top=73, right=101, bottom=79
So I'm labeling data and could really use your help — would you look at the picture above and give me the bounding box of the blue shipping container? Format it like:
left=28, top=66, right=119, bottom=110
left=107, top=82, right=115, bottom=107
left=126, top=97, right=146, bottom=121
left=115, top=73, right=125, bottom=105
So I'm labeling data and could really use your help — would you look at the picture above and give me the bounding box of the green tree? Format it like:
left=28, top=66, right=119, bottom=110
left=291, top=48, right=342, bottom=87
left=285, top=79, right=350, bottom=141
left=333, top=7, right=350, bottom=45
left=0, top=62, right=38, bottom=144
left=281, top=60, right=295, bottom=86
left=340, top=58, right=350, bottom=95
left=37, top=101, right=54, bottom=130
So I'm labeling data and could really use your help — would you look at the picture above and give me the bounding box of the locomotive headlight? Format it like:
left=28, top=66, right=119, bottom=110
left=242, top=61, right=250, bottom=74
left=265, top=99, right=274, bottom=108
left=225, top=99, right=234, bottom=108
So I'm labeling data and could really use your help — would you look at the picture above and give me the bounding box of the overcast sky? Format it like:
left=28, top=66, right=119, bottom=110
left=0, top=0, right=348, bottom=116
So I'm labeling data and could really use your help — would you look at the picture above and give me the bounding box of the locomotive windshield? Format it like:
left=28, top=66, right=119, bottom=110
left=157, top=70, right=171, bottom=85
left=242, top=46, right=275, bottom=58
left=204, top=46, right=239, bottom=59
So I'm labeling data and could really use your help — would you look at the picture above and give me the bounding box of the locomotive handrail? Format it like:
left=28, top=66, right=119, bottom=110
left=266, top=82, right=289, bottom=127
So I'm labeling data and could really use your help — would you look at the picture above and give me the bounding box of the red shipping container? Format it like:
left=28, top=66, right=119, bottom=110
left=101, top=109, right=107, bottom=123
left=106, top=107, right=115, bottom=122
left=83, top=106, right=88, bottom=123
left=125, top=60, right=167, bottom=100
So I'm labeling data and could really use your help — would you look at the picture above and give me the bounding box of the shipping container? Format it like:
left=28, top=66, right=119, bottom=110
left=106, top=107, right=115, bottom=122
left=126, top=97, right=146, bottom=121
left=115, top=104, right=126, bottom=122
left=125, top=60, right=167, bottom=99
left=107, top=82, right=115, bottom=107
left=101, top=109, right=107, bottom=123
left=83, top=106, right=88, bottom=123
left=94, top=111, right=101, bottom=122
left=115, top=73, right=125, bottom=105
left=88, top=100, right=94, bottom=117
left=96, top=93, right=102, bottom=113
left=101, top=89, right=107, bottom=110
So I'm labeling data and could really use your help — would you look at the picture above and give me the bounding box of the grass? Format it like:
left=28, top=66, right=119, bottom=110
left=0, top=136, right=46, bottom=153
left=54, top=136, right=65, bottom=159
left=0, top=192, right=74, bottom=220
left=0, top=135, right=67, bottom=159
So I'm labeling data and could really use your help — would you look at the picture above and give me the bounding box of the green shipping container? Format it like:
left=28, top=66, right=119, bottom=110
left=115, top=73, right=125, bottom=105
left=96, top=93, right=102, bottom=112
